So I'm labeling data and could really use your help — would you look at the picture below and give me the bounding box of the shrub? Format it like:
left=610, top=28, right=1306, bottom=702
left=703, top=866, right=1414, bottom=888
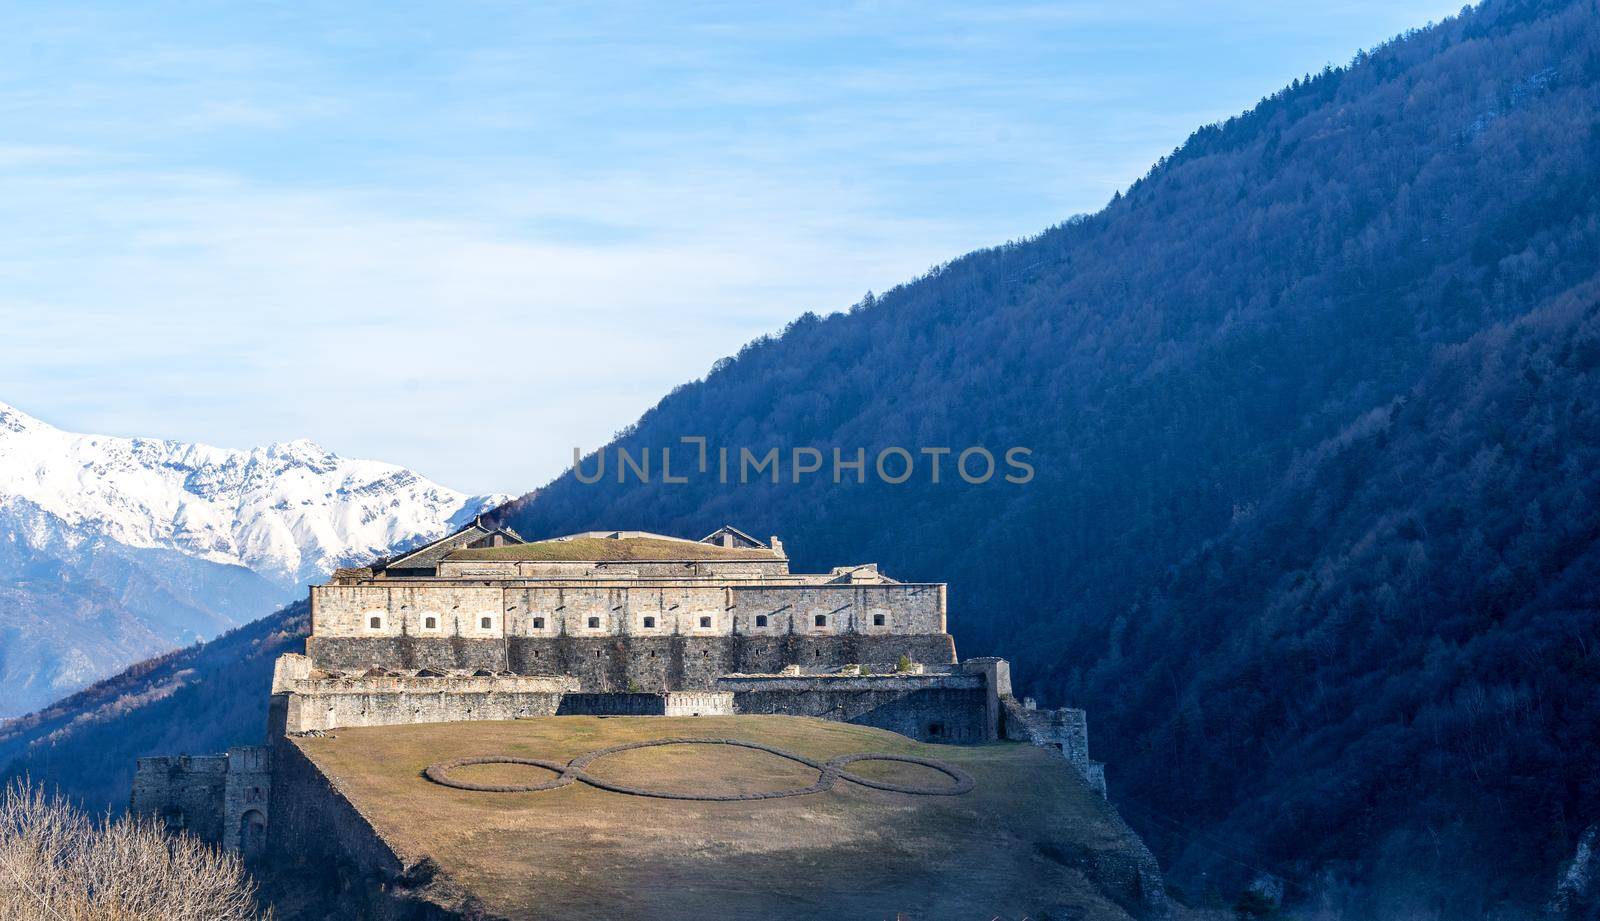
left=0, top=778, right=264, bottom=920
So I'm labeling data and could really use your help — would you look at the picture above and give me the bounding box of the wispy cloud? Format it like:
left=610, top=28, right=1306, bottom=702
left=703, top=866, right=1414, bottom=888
left=0, top=0, right=1464, bottom=493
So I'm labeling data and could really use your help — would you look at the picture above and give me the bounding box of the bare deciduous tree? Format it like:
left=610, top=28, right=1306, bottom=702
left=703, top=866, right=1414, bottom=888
left=0, top=779, right=264, bottom=921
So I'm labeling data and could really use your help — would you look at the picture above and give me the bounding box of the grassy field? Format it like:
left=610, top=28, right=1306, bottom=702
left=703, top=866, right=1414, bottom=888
left=294, top=715, right=1148, bottom=920
left=448, top=536, right=778, bottom=562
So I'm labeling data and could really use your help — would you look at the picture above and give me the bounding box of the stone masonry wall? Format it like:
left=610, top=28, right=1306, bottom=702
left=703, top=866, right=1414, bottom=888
left=305, top=633, right=957, bottom=691
left=311, top=582, right=945, bottom=639
left=1002, top=695, right=1107, bottom=796
left=222, top=746, right=273, bottom=858
left=130, top=754, right=228, bottom=843
left=718, top=675, right=992, bottom=743
left=266, top=739, right=403, bottom=878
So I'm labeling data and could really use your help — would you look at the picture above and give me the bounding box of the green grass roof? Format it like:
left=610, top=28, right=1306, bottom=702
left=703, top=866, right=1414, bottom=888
left=448, top=536, right=778, bottom=562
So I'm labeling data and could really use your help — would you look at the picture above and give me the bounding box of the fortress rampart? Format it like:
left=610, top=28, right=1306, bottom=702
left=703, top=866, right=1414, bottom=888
left=310, top=580, right=947, bottom=639
left=130, top=524, right=1107, bottom=862
left=301, top=633, right=957, bottom=690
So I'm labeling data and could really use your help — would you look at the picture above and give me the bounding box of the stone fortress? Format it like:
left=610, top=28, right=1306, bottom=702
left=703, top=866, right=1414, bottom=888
left=132, top=522, right=1106, bottom=863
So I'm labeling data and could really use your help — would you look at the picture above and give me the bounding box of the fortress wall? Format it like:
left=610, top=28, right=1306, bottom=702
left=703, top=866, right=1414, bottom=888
left=274, top=677, right=573, bottom=733
left=555, top=693, right=666, bottom=715
left=311, top=582, right=944, bottom=639
left=130, top=754, right=228, bottom=843
left=222, top=746, right=273, bottom=858
left=730, top=584, right=945, bottom=635
left=266, top=739, right=406, bottom=894
left=717, top=676, right=991, bottom=743
left=304, top=634, right=958, bottom=692
left=1001, top=695, right=1106, bottom=796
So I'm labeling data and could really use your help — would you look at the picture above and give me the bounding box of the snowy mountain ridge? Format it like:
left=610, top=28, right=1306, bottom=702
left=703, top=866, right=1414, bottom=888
left=0, top=400, right=505, bottom=587
left=0, top=399, right=508, bottom=717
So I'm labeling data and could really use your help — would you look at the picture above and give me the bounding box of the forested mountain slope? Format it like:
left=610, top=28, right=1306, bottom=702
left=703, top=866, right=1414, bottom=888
left=494, top=0, right=1600, bottom=914
left=0, top=602, right=307, bottom=810
left=1075, top=282, right=1600, bottom=917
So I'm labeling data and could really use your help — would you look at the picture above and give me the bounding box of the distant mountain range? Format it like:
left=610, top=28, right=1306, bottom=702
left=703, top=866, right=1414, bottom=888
left=0, top=401, right=503, bottom=717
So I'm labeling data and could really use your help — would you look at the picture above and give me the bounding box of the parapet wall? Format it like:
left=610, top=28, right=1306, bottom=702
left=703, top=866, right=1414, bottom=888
left=303, top=634, right=957, bottom=692
left=718, top=673, right=992, bottom=743
left=268, top=651, right=994, bottom=743
left=310, top=582, right=946, bottom=639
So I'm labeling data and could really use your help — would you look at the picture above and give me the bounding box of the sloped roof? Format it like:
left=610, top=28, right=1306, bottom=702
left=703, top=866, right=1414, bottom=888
left=382, top=518, right=524, bottom=571
left=700, top=525, right=767, bottom=549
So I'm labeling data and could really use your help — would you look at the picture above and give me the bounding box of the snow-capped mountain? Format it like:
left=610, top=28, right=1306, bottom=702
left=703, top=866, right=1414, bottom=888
left=0, top=400, right=506, bottom=718
left=0, top=400, right=504, bottom=586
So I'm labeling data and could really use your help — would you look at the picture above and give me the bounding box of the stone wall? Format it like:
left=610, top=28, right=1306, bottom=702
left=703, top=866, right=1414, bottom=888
left=128, top=746, right=272, bottom=858
left=665, top=691, right=734, bottom=716
left=222, top=746, right=273, bottom=859
left=304, top=633, right=958, bottom=692
left=556, top=692, right=666, bottom=715
left=130, top=753, right=228, bottom=842
left=1002, top=695, right=1107, bottom=795
left=310, top=581, right=945, bottom=639
left=274, top=681, right=574, bottom=734
left=262, top=739, right=468, bottom=919
left=718, top=674, right=992, bottom=743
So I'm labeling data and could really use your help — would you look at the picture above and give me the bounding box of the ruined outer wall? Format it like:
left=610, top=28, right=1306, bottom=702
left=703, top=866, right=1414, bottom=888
left=1002, top=695, right=1107, bottom=796
left=304, top=633, right=957, bottom=691
left=718, top=674, right=992, bottom=744
left=310, top=582, right=945, bottom=639
left=130, top=754, right=227, bottom=843
left=222, top=746, right=273, bottom=856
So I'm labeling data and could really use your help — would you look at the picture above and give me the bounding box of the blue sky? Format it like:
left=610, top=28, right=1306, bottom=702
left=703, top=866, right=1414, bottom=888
left=0, top=1, right=1463, bottom=495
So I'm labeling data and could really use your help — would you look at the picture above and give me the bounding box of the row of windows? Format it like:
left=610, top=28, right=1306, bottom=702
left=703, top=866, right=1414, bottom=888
left=364, top=612, right=888, bottom=631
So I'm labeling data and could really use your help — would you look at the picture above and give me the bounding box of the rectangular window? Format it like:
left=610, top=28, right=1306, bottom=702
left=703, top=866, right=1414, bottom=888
left=588, top=616, right=600, bottom=629
left=873, top=613, right=885, bottom=626
left=755, top=615, right=768, bottom=627
left=814, top=614, right=827, bottom=627
left=532, top=617, right=545, bottom=629
left=643, top=616, right=656, bottom=628
left=699, top=616, right=712, bottom=628
left=480, top=616, right=492, bottom=630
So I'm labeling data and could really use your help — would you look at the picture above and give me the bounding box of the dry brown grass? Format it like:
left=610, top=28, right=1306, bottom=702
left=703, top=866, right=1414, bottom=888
left=297, top=715, right=1143, bottom=921
left=0, top=779, right=263, bottom=921
left=448, top=536, right=777, bottom=562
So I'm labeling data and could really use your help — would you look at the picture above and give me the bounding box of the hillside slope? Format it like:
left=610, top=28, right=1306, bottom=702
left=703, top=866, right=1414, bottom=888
left=0, top=601, right=307, bottom=810
left=492, top=0, right=1600, bottom=913
left=1074, top=280, right=1600, bottom=917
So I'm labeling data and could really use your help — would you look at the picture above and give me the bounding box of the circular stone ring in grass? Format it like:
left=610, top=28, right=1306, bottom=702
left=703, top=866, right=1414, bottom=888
left=423, top=738, right=975, bottom=801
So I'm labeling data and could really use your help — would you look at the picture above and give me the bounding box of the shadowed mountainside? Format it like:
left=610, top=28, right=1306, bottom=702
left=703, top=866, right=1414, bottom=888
left=492, top=0, right=1600, bottom=914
